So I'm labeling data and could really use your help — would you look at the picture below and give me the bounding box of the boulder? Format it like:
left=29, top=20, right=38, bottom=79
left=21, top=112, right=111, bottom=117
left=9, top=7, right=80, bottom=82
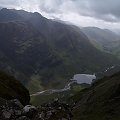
left=17, top=116, right=30, bottom=120
left=2, top=110, right=11, bottom=119
left=22, top=105, right=37, bottom=118
left=10, top=99, right=24, bottom=109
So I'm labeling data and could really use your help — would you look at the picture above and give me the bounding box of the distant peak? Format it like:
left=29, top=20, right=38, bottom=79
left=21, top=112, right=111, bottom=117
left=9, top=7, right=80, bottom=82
left=34, top=12, right=40, bottom=15
left=33, top=12, right=43, bottom=17
left=1, top=8, right=8, bottom=11
left=0, top=8, right=16, bottom=13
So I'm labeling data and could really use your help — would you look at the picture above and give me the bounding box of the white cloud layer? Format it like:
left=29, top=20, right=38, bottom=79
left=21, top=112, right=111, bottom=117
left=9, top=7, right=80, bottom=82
left=0, top=0, right=120, bottom=30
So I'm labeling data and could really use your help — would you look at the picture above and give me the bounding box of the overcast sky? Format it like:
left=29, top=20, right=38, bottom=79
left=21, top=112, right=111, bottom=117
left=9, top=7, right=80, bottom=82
left=0, top=0, right=120, bottom=30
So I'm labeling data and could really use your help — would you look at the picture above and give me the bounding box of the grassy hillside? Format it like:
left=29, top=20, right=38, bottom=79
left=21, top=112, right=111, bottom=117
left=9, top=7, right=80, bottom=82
left=72, top=72, right=120, bottom=120
left=31, top=83, right=88, bottom=106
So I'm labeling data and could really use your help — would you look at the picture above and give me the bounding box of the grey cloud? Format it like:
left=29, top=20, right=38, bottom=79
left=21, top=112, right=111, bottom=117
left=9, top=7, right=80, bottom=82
left=0, top=0, right=120, bottom=22
left=38, top=0, right=63, bottom=13
left=0, top=0, right=18, bottom=4
left=36, top=0, right=120, bottom=22
left=74, top=0, right=120, bottom=22
left=0, top=0, right=19, bottom=8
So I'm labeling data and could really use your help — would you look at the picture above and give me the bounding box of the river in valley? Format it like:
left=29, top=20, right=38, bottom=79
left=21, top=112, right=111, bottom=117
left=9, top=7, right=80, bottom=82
left=30, top=65, right=120, bottom=97
left=31, top=74, right=96, bottom=96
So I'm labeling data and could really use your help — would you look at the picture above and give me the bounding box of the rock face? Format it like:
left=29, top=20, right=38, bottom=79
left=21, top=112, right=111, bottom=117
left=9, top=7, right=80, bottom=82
left=0, top=71, right=30, bottom=105
left=0, top=99, right=33, bottom=120
left=0, top=98, right=73, bottom=120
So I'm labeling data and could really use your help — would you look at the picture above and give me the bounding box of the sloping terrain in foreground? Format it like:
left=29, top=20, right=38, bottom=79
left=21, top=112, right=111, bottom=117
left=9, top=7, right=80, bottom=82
left=72, top=71, right=120, bottom=120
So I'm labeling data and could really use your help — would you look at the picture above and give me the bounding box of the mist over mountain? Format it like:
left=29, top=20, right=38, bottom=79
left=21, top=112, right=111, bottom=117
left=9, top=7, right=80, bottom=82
left=81, top=27, right=120, bottom=58
left=82, top=27, right=120, bottom=43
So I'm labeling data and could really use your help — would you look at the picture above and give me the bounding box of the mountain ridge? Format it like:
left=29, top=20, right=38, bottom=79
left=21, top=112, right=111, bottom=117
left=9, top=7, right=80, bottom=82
left=81, top=27, right=120, bottom=58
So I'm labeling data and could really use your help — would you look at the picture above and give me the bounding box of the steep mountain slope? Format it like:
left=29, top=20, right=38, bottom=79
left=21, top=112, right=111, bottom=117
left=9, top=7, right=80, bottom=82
left=106, top=40, right=120, bottom=58
left=82, top=27, right=120, bottom=58
left=82, top=27, right=120, bottom=43
left=0, top=8, right=119, bottom=93
left=72, top=72, right=120, bottom=120
left=0, top=71, right=30, bottom=105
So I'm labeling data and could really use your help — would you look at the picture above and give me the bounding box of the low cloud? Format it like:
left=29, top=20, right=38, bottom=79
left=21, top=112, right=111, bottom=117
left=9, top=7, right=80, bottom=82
left=0, top=0, right=120, bottom=29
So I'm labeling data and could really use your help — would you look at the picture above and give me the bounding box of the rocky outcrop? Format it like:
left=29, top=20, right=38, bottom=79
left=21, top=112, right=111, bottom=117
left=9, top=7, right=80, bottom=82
left=0, top=98, right=73, bottom=120
left=0, top=71, right=30, bottom=105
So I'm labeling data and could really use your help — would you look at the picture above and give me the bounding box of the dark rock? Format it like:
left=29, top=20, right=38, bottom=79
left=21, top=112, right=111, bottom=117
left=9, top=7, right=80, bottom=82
left=0, top=71, right=30, bottom=105
left=2, top=110, right=11, bottom=119
left=22, top=105, right=37, bottom=118
left=17, top=116, right=30, bottom=120
left=14, top=110, right=22, bottom=116
left=10, top=99, right=24, bottom=109
left=0, top=98, right=73, bottom=120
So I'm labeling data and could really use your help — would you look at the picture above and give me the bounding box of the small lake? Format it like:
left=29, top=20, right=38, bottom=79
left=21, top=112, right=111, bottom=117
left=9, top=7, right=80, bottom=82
left=71, top=74, right=96, bottom=84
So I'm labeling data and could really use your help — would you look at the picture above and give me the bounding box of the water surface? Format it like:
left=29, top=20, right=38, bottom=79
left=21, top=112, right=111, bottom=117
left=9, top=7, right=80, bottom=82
left=72, top=74, right=96, bottom=84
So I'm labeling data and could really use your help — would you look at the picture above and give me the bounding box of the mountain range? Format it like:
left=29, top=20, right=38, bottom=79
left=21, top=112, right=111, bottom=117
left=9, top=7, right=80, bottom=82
left=0, top=8, right=119, bottom=93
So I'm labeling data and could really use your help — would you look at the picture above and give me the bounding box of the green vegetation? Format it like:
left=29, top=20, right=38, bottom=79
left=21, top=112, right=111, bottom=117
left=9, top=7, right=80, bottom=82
left=31, top=83, right=87, bottom=106
left=27, top=74, right=44, bottom=94
left=72, top=72, right=120, bottom=120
